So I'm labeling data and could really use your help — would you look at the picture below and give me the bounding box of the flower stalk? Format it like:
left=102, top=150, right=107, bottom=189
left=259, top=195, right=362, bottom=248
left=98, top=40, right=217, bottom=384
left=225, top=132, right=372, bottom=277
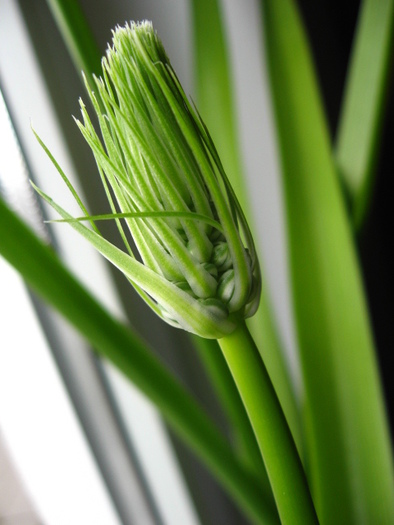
left=219, top=323, right=318, bottom=524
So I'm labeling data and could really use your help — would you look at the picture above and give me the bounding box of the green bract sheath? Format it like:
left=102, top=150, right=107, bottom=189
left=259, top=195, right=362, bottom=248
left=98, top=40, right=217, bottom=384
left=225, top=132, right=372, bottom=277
left=38, top=21, right=261, bottom=339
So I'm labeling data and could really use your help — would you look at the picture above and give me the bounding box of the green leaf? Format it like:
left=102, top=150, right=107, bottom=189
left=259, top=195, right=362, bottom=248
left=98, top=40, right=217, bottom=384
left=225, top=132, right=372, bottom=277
left=189, top=0, right=244, bottom=205
left=46, top=210, right=224, bottom=233
left=261, top=0, right=394, bottom=522
left=45, top=0, right=102, bottom=85
left=335, top=0, right=394, bottom=229
left=0, top=196, right=278, bottom=525
left=33, top=128, right=99, bottom=233
left=190, top=0, right=303, bottom=460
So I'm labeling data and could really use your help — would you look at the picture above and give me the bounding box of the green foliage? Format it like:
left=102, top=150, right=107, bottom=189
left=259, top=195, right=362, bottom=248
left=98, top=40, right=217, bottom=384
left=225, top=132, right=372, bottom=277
left=1, top=0, right=393, bottom=523
left=335, top=0, right=394, bottom=228
left=0, top=197, right=277, bottom=525
left=190, top=0, right=304, bottom=463
left=261, top=0, right=394, bottom=522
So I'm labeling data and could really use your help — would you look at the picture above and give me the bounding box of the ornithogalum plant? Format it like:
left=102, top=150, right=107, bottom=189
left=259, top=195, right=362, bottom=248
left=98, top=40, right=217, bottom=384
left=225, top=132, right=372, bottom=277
left=34, top=21, right=318, bottom=524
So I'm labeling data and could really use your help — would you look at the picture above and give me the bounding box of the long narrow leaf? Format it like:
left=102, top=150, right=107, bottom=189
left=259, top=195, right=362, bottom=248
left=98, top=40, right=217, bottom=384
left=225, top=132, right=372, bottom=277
left=335, top=0, right=394, bottom=229
left=0, top=197, right=278, bottom=525
left=261, top=1, right=394, bottom=523
left=47, top=210, right=224, bottom=233
left=189, top=0, right=244, bottom=203
left=190, top=0, right=303, bottom=459
left=45, top=0, right=101, bottom=84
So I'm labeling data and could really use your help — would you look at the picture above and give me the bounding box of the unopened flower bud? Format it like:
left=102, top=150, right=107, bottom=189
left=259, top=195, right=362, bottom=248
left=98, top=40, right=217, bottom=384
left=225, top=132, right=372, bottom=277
left=36, top=21, right=261, bottom=339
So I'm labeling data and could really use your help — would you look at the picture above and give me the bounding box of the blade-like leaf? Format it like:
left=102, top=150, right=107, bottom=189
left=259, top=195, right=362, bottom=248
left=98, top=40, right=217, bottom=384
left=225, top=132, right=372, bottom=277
left=335, top=0, right=394, bottom=229
left=45, top=0, right=101, bottom=85
left=261, top=0, right=394, bottom=522
left=0, top=196, right=278, bottom=525
left=47, top=210, right=224, bottom=233
left=190, top=0, right=303, bottom=459
left=189, top=0, right=244, bottom=204
left=33, top=129, right=99, bottom=233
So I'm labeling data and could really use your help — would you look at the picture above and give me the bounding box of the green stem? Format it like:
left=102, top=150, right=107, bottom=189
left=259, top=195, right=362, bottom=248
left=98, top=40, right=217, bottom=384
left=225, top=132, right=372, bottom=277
left=247, top=296, right=304, bottom=461
left=0, top=197, right=278, bottom=525
left=219, top=322, right=318, bottom=525
left=191, top=335, right=269, bottom=482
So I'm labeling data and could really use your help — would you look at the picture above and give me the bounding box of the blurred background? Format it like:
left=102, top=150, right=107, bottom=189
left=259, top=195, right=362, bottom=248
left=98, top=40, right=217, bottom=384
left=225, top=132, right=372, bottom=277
left=0, top=0, right=392, bottom=524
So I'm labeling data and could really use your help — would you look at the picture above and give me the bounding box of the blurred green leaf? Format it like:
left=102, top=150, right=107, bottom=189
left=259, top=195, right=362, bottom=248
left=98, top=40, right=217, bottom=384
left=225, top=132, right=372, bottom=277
left=0, top=196, right=278, bottom=525
left=190, top=0, right=303, bottom=460
left=45, top=0, right=102, bottom=84
left=335, top=0, right=394, bottom=229
left=190, top=0, right=243, bottom=203
left=261, top=0, right=394, bottom=522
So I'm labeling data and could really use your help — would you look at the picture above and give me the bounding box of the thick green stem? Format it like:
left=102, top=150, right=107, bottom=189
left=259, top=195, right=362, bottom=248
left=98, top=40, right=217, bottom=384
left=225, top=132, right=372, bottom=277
left=191, top=335, right=269, bottom=483
left=219, top=322, right=318, bottom=525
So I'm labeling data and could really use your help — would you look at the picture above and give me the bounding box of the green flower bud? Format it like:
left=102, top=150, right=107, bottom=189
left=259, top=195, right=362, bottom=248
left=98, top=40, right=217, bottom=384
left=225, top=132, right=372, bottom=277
left=37, top=21, right=261, bottom=339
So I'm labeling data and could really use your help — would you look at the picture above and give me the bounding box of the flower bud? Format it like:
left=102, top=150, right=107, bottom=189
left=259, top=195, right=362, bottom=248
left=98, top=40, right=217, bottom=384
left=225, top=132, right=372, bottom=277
left=38, top=21, right=261, bottom=339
